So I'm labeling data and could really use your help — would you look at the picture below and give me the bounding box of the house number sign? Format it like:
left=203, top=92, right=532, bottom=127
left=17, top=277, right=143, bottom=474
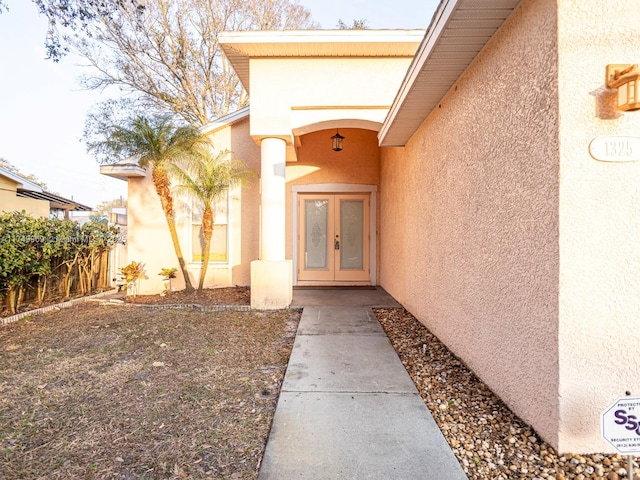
left=589, top=136, right=640, bottom=162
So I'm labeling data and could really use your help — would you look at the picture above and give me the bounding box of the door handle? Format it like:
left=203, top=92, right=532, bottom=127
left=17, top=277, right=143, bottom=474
left=334, top=235, right=340, bottom=250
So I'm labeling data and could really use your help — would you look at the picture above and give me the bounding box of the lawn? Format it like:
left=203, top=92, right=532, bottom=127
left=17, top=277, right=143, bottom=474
left=0, top=303, right=300, bottom=480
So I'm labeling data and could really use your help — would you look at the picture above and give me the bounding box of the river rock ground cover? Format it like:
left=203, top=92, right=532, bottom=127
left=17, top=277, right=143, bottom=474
left=376, top=307, right=639, bottom=480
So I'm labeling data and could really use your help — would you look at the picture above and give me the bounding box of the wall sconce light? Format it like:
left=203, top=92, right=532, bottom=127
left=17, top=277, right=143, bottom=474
left=606, top=64, right=640, bottom=111
left=331, top=129, right=344, bottom=152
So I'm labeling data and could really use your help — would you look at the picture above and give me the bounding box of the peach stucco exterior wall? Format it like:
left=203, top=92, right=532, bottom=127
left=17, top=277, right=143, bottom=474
left=127, top=173, right=174, bottom=294
left=285, top=128, right=381, bottom=264
left=235, top=119, right=262, bottom=280
left=556, top=0, right=640, bottom=453
left=380, top=0, right=562, bottom=448
left=249, top=57, right=413, bottom=139
left=127, top=117, right=261, bottom=294
left=0, top=176, right=49, bottom=217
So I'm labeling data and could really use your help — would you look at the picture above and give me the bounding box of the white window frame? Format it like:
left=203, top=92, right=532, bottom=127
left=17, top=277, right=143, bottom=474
left=184, top=190, right=233, bottom=267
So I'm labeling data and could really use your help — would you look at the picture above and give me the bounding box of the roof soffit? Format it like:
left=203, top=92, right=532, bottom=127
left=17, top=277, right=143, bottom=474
left=200, top=106, right=250, bottom=135
left=219, top=30, right=426, bottom=94
left=379, top=0, right=523, bottom=147
left=99, top=161, right=146, bottom=181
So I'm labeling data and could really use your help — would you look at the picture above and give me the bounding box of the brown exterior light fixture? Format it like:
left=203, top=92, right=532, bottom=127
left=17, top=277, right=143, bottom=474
left=331, top=129, right=345, bottom=152
left=607, top=64, right=640, bottom=111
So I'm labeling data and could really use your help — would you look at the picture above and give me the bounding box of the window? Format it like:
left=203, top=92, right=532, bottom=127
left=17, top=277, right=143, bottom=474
left=190, top=193, right=228, bottom=263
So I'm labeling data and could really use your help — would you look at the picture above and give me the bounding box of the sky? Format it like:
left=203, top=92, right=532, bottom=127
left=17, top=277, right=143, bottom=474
left=0, top=0, right=439, bottom=208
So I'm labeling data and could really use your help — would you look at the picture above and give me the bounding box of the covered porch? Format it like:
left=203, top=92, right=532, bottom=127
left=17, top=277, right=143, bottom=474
left=219, top=29, right=424, bottom=308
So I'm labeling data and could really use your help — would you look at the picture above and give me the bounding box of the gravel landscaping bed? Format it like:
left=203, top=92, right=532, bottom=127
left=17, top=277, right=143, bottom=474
left=375, top=308, right=639, bottom=480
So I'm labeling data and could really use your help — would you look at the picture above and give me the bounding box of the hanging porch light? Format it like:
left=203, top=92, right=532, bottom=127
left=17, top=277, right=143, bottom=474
left=331, top=129, right=345, bottom=152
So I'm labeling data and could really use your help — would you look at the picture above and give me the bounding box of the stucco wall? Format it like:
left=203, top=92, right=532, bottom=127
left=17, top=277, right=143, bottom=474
left=228, top=117, right=262, bottom=284
left=556, top=0, right=640, bottom=453
left=285, top=128, right=380, bottom=265
left=380, top=0, right=561, bottom=447
left=127, top=172, right=176, bottom=294
left=127, top=117, right=261, bottom=294
left=0, top=177, right=49, bottom=217
left=250, top=57, right=413, bottom=139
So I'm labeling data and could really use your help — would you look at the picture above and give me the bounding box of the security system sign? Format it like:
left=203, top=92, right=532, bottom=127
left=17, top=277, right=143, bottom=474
left=602, top=396, right=640, bottom=455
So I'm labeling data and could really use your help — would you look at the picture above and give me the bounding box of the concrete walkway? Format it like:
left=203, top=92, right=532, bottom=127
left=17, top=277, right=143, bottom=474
left=258, top=288, right=467, bottom=479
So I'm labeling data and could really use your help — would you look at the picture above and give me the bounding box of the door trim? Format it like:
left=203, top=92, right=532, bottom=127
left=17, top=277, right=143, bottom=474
left=292, top=183, right=377, bottom=286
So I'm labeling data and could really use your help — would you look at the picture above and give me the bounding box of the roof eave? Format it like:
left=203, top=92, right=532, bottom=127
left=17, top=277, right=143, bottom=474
left=200, top=106, right=250, bottom=135
left=379, top=0, right=523, bottom=147
left=0, top=166, right=44, bottom=192
left=17, top=189, right=92, bottom=211
left=219, top=29, right=426, bottom=95
left=99, top=163, right=146, bottom=181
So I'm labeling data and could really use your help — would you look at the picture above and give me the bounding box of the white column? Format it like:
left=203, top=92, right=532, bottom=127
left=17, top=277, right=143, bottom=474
left=260, top=137, right=286, bottom=261
left=251, top=136, right=292, bottom=309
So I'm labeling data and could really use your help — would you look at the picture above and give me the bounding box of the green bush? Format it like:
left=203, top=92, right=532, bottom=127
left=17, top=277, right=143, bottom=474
left=0, top=211, right=121, bottom=314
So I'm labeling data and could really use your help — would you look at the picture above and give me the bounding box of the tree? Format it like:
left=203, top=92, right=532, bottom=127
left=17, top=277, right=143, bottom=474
left=0, top=157, right=50, bottom=191
left=94, top=197, right=127, bottom=218
left=337, top=18, right=369, bottom=30
left=18, top=0, right=316, bottom=126
left=2, top=1, right=316, bottom=126
left=88, top=115, right=209, bottom=291
left=171, top=149, right=252, bottom=290
left=0, top=1, right=148, bottom=61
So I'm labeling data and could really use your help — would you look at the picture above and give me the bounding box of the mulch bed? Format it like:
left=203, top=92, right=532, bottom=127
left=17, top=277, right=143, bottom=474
left=127, top=287, right=251, bottom=307
left=0, top=300, right=299, bottom=479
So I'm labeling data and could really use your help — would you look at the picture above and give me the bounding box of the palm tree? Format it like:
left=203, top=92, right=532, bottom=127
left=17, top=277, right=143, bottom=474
left=171, top=149, right=252, bottom=290
left=90, top=115, right=208, bottom=292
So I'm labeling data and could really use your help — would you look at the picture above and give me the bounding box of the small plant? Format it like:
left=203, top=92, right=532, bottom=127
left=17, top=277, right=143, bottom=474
left=119, top=261, right=147, bottom=297
left=158, top=267, right=177, bottom=294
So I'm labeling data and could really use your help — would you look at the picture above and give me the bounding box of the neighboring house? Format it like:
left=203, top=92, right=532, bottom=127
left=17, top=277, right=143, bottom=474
left=101, top=0, right=640, bottom=454
left=0, top=167, right=91, bottom=218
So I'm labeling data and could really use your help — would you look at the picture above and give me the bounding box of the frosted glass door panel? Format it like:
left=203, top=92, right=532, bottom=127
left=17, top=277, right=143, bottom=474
left=298, top=193, right=370, bottom=283
left=305, top=200, right=328, bottom=269
left=339, top=200, right=364, bottom=270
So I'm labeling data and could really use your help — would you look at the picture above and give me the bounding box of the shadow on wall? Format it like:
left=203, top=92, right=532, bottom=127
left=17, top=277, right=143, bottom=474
left=128, top=174, right=191, bottom=292
left=591, top=86, right=623, bottom=120
left=230, top=119, right=261, bottom=285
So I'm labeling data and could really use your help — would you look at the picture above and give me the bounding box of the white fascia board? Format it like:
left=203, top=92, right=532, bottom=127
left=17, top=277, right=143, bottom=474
left=378, top=0, right=461, bottom=146
left=0, top=166, right=44, bottom=192
left=219, top=29, right=427, bottom=48
left=99, top=163, right=146, bottom=181
left=200, top=107, right=250, bottom=136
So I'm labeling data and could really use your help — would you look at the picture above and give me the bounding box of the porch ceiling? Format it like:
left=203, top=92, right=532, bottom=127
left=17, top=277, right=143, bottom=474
left=378, top=0, right=523, bottom=147
left=219, top=30, right=426, bottom=94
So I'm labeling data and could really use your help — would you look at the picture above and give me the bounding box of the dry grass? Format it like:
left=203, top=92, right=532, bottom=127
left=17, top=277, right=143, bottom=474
left=0, top=302, right=300, bottom=479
